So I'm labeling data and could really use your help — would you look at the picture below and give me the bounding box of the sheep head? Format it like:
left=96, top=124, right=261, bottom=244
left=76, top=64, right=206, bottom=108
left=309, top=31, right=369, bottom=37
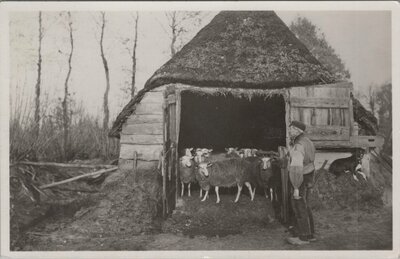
left=243, top=149, right=253, bottom=158
left=184, top=148, right=194, bottom=157
left=261, top=157, right=272, bottom=170
left=225, top=147, right=241, bottom=157
left=251, top=149, right=258, bottom=157
left=197, top=162, right=212, bottom=177
left=180, top=155, right=194, bottom=167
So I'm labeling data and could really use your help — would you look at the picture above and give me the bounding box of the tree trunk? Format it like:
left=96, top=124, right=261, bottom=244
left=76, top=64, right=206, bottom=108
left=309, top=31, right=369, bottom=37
left=34, top=11, right=43, bottom=139
left=131, top=12, right=139, bottom=98
left=170, top=11, right=177, bottom=57
left=62, top=12, right=74, bottom=161
left=100, top=12, right=110, bottom=131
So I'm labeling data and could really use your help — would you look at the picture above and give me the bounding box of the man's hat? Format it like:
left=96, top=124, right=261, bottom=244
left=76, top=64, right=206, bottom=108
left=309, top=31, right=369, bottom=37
left=289, top=120, right=306, bottom=132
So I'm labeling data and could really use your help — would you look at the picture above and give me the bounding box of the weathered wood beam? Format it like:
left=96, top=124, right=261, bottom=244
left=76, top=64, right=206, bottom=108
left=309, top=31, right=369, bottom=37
left=126, top=114, right=163, bottom=124
left=122, top=123, right=163, bottom=135
left=120, top=134, right=163, bottom=145
left=17, top=161, right=114, bottom=169
left=290, top=97, right=349, bottom=108
left=314, top=135, right=384, bottom=149
left=40, top=167, right=118, bottom=189
left=119, top=144, right=163, bottom=160
left=134, top=103, right=163, bottom=115
left=306, top=125, right=350, bottom=141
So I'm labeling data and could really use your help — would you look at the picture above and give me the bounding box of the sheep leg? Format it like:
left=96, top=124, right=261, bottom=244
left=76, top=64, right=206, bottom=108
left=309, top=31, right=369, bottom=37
left=252, top=187, right=256, bottom=200
left=200, top=188, right=203, bottom=198
left=235, top=184, right=243, bottom=203
left=215, top=186, right=220, bottom=203
left=181, top=182, right=184, bottom=197
left=201, top=190, right=209, bottom=202
left=270, top=188, right=273, bottom=201
left=188, top=183, right=191, bottom=197
left=245, top=182, right=254, bottom=201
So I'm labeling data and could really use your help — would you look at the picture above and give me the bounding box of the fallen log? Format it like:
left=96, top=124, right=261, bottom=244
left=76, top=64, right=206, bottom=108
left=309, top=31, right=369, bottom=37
left=40, top=167, right=118, bottom=189
left=52, top=187, right=99, bottom=193
left=16, top=161, right=115, bottom=169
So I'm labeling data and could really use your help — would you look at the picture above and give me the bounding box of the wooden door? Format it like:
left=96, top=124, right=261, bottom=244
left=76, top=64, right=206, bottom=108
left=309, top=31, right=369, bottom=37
left=162, top=93, right=178, bottom=218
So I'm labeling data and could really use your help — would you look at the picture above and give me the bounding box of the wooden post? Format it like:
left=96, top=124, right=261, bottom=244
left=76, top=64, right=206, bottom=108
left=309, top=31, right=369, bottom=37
left=285, top=90, right=291, bottom=148
left=349, top=96, right=354, bottom=136
left=161, top=150, right=167, bottom=217
left=175, top=89, right=181, bottom=203
left=279, top=146, right=289, bottom=224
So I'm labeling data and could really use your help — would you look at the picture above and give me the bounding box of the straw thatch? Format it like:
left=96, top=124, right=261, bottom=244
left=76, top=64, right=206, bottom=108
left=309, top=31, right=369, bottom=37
left=351, top=94, right=378, bottom=135
left=147, top=11, right=335, bottom=90
left=109, top=11, right=335, bottom=137
left=178, top=85, right=287, bottom=101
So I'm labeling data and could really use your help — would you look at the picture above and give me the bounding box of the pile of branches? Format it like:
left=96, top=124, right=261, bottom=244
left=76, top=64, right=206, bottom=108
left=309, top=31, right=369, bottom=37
left=10, top=161, right=118, bottom=204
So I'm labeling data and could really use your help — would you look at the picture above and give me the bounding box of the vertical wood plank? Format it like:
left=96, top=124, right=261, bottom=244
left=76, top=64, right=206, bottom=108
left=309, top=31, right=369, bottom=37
left=344, top=109, right=350, bottom=127
left=328, top=108, right=333, bottom=125
left=315, top=108, right=329, bottom=125
left=285, top=92, right=291, bottom=148
left=311, top=108, right=316, bottom=126
left=161, top=90, right=167, bottom=218
left=291, top=107, right=300, bottom=121
left=175, top=90, right=182, bottom=202
left=162, top=150, right=166, bottom=218
left=349, top=97, right=355, bottom=136
left=332, top=108, right=342, bottom=126
left=302, top=108, right=312, bottom=125
left=279, top=146, right=289, bottom=224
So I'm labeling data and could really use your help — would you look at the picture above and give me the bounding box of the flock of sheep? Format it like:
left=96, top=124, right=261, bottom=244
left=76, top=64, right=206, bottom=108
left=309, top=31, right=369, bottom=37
left=179, top=147, right=281, bottom=204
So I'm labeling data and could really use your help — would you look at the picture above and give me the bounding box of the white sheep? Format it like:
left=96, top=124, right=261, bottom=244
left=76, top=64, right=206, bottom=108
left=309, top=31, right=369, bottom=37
left=196, top=158, right=254, bottom=203
left=194, top=148, right=212, bottom=163
left=179, top=155, right=196, bottom=197
left=225, top=147, right=243, bottom=158
left=184, top=148, right=194, bottom=157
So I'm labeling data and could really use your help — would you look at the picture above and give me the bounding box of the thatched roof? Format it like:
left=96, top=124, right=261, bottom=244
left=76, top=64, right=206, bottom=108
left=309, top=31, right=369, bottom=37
left=351, top=94, right=378, bottom=135
left=110, top=11, right=337, bottom=137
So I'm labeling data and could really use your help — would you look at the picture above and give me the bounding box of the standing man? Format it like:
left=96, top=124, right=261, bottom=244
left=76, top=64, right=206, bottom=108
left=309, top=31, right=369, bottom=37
left=286, top=120, right=316, bottom=245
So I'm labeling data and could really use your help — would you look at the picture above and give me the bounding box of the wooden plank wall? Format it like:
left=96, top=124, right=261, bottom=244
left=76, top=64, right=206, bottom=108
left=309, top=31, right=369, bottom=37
left=120, top=86, right=166, bottom=162
left=289, top=83, right=352, bottom=141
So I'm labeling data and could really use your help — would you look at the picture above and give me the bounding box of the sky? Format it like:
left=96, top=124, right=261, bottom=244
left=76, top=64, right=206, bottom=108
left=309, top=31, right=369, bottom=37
left=9, top=11, right=391, bottom=121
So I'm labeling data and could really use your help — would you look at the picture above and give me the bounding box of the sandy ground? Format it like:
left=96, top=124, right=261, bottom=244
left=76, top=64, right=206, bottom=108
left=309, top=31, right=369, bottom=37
left=21, top=190, right=392, bottom=251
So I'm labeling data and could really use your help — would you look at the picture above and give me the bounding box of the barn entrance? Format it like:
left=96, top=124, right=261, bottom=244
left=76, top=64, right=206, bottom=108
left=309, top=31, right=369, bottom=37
left=162, top=87, right=290, bottom=221
left=179, top=91, right=287, bottom=153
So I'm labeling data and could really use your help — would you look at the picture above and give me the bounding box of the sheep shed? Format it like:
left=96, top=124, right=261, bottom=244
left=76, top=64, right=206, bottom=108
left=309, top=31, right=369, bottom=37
left=92, top=11, right=388, bottom=232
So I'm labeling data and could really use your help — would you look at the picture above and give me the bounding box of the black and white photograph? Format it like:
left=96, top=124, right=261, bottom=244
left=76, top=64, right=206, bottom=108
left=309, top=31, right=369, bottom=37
left=0, top=1, right=398, bottom=258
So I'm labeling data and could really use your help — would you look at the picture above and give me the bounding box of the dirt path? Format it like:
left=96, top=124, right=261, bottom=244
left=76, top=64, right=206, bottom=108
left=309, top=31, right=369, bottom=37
left=21, top=191, right=392, bottom=251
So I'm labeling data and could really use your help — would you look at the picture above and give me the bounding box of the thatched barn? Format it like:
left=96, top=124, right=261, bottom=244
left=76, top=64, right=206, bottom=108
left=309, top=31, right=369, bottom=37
left=109, top=11, right=382, bottom=217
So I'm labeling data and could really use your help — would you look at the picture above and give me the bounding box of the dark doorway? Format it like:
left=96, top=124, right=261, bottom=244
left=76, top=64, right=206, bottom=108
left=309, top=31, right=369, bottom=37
left=179, top=91, right=286, bottom=153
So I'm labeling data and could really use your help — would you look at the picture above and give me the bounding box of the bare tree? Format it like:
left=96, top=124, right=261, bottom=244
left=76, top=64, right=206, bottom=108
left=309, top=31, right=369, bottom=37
left=99, top=12, right=111, bottom=130
left=162, top=11, right=204, bottom=57
left=61, top=12, right=74, bottom=161
left=34, top=11, right=43, bottom=139
left=368, top=85, right=376, bottom=118
left=130, top=12, right=139, bottom=98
